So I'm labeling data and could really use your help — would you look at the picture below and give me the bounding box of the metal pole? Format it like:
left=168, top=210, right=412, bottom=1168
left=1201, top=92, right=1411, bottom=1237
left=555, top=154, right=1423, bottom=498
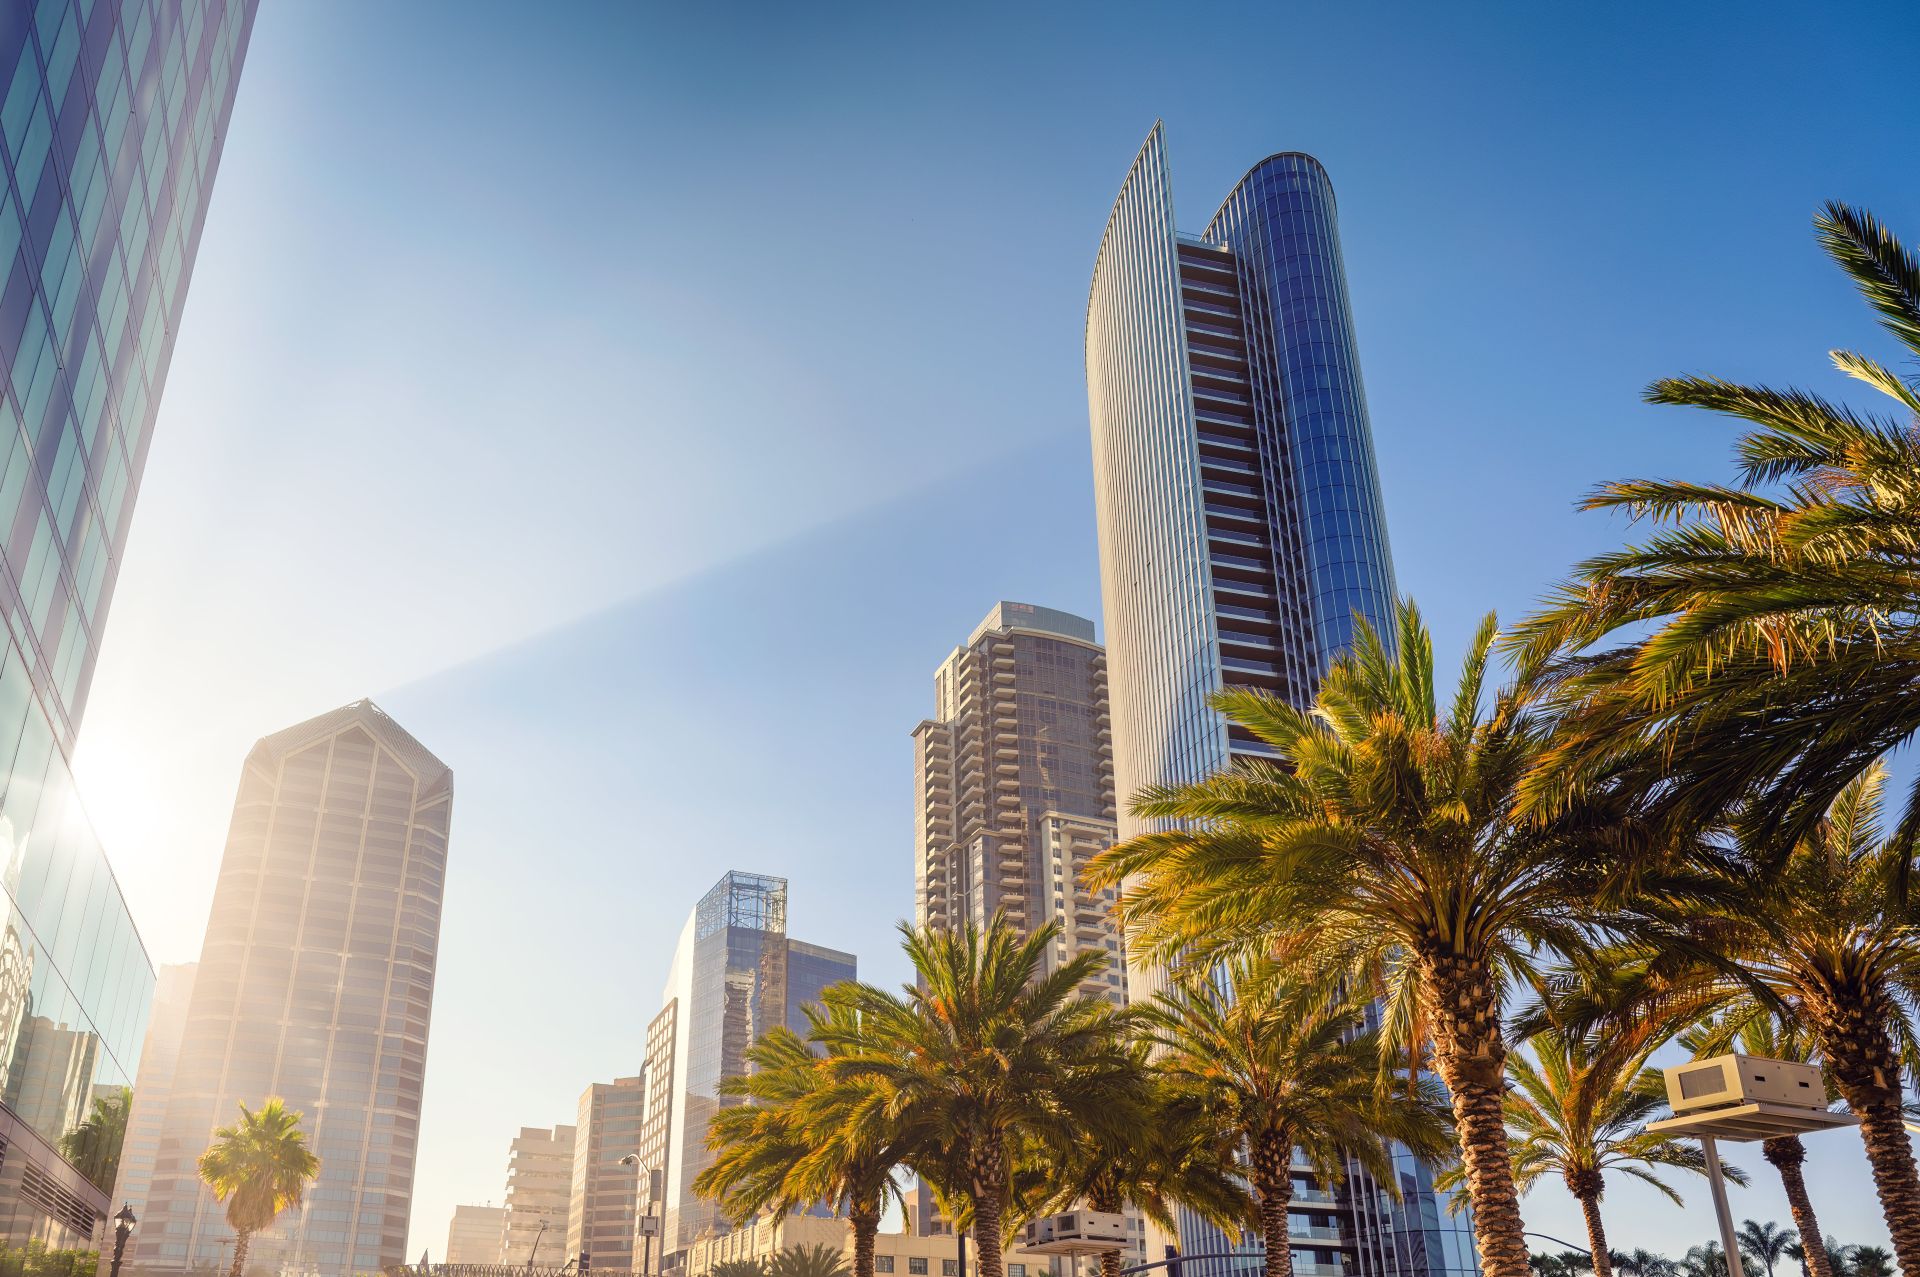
left=957, top=1230, right=967, bottom=1277
left=1701, top=1137, right=1744, bottom=1277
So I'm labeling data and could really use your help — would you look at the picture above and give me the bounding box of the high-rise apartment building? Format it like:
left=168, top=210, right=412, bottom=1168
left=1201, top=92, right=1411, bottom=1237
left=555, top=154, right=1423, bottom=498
left=126, top=700, right=452, bottom=1277
left=445, top=1205, right=507, bottom=1266
left=1087, top=125, right=1475, bottom=1277
left=501, top=1124, right=576, bottom=1267
left=912, top=602, right=1124, bottom=1001
left=0, top=0, right=255, bottom=1254
left=640, top=872, right=855, bottom=1271
left=569, top=1076, right=645, bottom=1270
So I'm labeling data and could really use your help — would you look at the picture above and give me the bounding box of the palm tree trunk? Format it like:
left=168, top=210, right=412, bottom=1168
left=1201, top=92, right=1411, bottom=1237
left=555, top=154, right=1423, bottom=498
left=1089, top=1186, right=1123, bottom=1277
left=1099, top=1250, right=1123, bottom=1277
left=1564, top=1171, right=1611, bottom=1277
left=850, top=1202, right=881, bottom=1277
left=227, top=1230, right=251, bottom=1277
left=1420, top=953, right=1530, bottom=1277
left=1764, top=1137, right=1833, bottom=1277
left=1251, top=1136, right=1296, bottom=1277
left=1818, top=1009, right=1920, bottom=1276
left=971, top=1138, right=1008, bottom=1277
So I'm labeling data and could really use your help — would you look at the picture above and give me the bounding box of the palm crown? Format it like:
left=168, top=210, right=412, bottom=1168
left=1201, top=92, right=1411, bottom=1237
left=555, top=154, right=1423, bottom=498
left=818, top=917, right=1139, bottom=1277
left=1511, top=203, right=1920, bottom=850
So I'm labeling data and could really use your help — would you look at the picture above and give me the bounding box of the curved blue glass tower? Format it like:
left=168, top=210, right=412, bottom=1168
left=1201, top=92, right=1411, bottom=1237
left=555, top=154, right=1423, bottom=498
left=1087, top=125, right=1474, bottom=1277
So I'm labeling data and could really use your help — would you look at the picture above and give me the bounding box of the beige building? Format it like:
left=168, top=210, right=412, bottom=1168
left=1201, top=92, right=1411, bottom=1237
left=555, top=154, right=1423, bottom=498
left=568, top=1077, right=645, bottom=1269
left=501, top=1124, right=577, bottom=1266
left=126, top=700, right=452, bottom=1277
left=913, top=603, right=1123, bottom=1002
left=108, top=963, right=197, bottom=1223
left=446, top=1205, right=507, bottom=1265
left=685, top=1213, right=1033, bottom=1277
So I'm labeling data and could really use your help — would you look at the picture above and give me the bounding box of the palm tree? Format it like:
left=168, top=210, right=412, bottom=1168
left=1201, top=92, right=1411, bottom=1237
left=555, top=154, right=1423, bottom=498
left=1738, top=1222, right=1798, bottom=1277
left=766, top=1246, right=851, bottom=1277
left=1849, top=1247, right=1893, bottom=1277
left=818, top=917, right=1140, bottom=1277
left=1143, top=966, right=1453, bottom=1277
left=1439, top=1028, right=1735, bottom=1277
left=58, top=1085, right=131, bottom=1193
left=1614, top=1251, right=1679, bottom=1277
left=1586, top=767, right=1920, bottom=1272
left=196, top=1098, right=320, bottom=1277
left=1683, top=1017, right=1835, bottom=1277
left=709, top=1261, right=770, bottom=1277
left=1038, top=1048, right=1246, bottom=1277
left=1509, top=202, right=1920, bottom=857
left=1682, top=1244, right=1753, bottom=1277
left=697, top=1000, right=910, bottom=1277
left=1087, top=600, right=1635, bottom=1277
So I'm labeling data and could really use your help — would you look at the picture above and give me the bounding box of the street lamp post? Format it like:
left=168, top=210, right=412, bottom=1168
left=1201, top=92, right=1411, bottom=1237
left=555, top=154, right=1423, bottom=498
left=528, top=1220, right=551, bottom=1275
left=619, top=1155, right=662, bottom=1277
left=109, top=1204, right=137, bottom=1277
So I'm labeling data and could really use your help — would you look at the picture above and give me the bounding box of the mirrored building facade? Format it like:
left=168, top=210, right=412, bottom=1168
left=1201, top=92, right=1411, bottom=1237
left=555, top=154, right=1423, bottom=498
left=126, top=701, right=451, bottom=1277
left=1086, top=125, right=1475, bottom=1277
left=0, top=0, right=256, bottom=1259
left=641, top=873, right=854, bottom=1271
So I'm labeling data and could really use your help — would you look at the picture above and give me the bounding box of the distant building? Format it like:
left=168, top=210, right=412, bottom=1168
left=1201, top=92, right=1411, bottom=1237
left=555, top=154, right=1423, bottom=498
left=912, top=602, right=1123, bottom=1002
left=110, top=964, right=197, bottom=1222
left=127, top=700, right=453, bottom=1277
left=501, top=1125, right=576, bottom=1267
left=640, top=872, right=855, bottom=1270
left=446, top=1205, right=507, bottom=1266
left=569, top=1077, right=645, bottom=1270
left=0, top=0, right=258, bottom=1250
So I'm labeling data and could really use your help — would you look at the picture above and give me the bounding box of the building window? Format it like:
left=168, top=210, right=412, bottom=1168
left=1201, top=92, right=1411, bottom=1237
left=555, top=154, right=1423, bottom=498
left=1011, top=1267, right=1028, bottom=1277
left=910, top=1261, right=929, bottom=1275
left=944, top=1263, right=958, bottom=1276
left=875, top=1260, right=894, bottom=1274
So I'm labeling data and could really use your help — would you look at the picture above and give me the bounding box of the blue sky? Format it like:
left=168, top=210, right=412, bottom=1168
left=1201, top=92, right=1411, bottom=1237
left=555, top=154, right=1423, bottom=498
left=69, top=0, right=1920, bottom=1263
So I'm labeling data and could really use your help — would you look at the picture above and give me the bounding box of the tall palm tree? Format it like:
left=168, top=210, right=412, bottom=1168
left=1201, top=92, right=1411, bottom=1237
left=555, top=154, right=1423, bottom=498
left=1087, top=600, right=1636, bottom=1277
left=1038, top=1045, right=1247, bottom=1277
left=696, top=1000, right=910, bottom=1277
left=818, top=917, right=1140, bottom=1277
left=1509, top=202, right=1920, bottom=857
left=1439, top=1028, right=1734, bottom=1277
left=1585, top=767, right=1920, bottom=1273
left=1682, top=1017, right=1836, bottom=1277
left=196, top=1098, right=320, bottom=1277
left=58, top=1085, right=131, bottom=1193
left=1738, top=1222, right=1798, bottom=1277
left=1142, top=966, right=1453, bottom=1277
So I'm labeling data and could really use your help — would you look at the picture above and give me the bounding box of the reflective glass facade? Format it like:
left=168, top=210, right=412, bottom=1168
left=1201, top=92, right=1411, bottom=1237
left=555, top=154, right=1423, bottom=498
left=128, top=701, right=451, bottom=1277
left=1086, top=125, right=1473, bottom=1277
left=1, top=0, right=255, bottom=745
left=0, top=0, right=253, bottom=1263
left=643, top=873, right=855, bottom=1271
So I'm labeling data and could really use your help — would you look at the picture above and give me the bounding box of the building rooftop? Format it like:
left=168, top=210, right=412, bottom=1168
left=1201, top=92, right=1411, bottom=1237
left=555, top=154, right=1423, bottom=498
left=967, top=601, right=1097, bottom=646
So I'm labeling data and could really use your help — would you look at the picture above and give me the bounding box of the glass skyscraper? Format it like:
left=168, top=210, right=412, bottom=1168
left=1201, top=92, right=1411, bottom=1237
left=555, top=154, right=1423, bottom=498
left=1086, top=124, right=1475, bottom=1277
left=640, top=873, right=855, bottom=1272
left=0, top=0, right=254, bottom=1260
